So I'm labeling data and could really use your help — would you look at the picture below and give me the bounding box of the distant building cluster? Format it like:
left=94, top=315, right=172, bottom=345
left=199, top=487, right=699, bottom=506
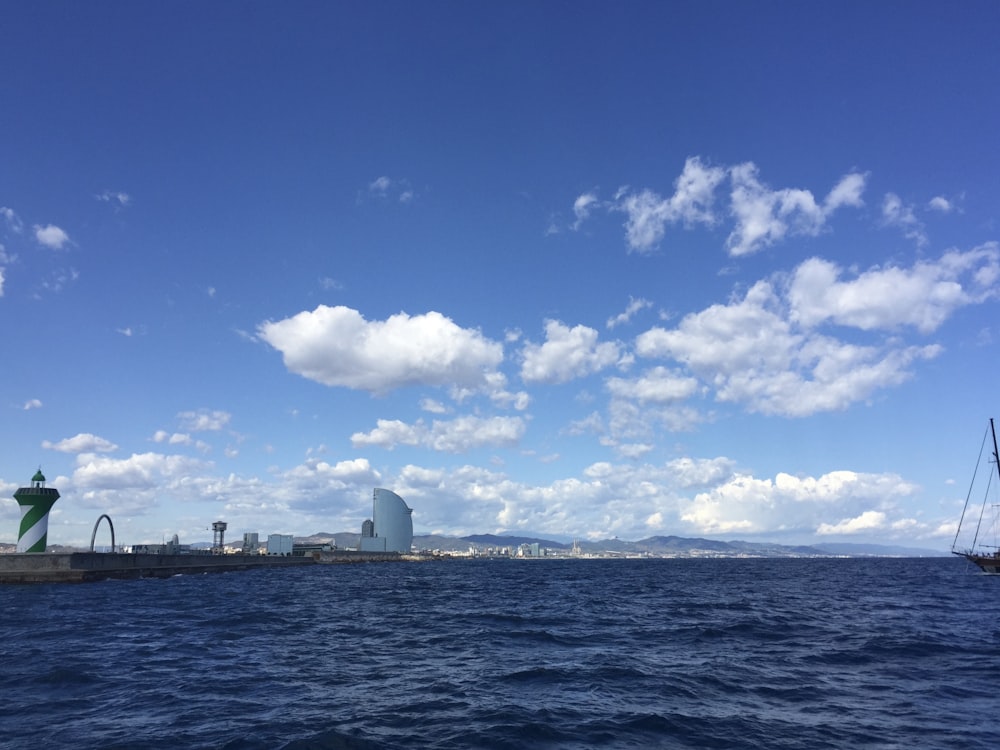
left=4, top=467, right=417, bottom=559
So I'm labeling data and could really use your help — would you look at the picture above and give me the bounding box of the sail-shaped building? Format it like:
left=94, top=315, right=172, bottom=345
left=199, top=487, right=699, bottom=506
left=359, top=488, right=413, bottom=553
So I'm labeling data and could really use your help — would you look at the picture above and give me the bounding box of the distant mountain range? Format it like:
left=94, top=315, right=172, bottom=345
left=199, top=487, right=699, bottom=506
left=297, top=532, right=946, bottom=558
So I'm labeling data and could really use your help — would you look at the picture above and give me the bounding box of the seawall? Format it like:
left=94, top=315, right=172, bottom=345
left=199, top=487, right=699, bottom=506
left=0, top=549, right=429, bottom=583
left=0, top=552, right=315, bottom=584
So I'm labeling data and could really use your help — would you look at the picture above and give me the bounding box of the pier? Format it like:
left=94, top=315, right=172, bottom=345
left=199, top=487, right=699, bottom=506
left=0, top=551, right=315, bottom=584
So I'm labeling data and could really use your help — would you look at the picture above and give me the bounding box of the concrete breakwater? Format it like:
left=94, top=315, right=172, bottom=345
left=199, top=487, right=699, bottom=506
left=0, top=552, right=313, bottom=584
left=0, top=549, right=418, bottom=584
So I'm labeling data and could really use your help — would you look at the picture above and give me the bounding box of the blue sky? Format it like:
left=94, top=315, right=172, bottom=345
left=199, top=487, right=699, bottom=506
left=2, top=1, right=999, bottom=550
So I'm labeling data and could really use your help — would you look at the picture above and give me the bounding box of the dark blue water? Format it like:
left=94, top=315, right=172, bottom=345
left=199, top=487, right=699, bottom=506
left=1, top=557, right=999, bottom=749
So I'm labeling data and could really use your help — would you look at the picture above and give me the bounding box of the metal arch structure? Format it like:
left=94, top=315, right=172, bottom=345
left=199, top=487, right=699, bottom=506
left=90, top=514, right=116, bottom=553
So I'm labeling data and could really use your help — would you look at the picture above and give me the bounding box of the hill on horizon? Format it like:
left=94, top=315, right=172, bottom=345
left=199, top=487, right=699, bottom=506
left=296, top=531, right=946, bottom=558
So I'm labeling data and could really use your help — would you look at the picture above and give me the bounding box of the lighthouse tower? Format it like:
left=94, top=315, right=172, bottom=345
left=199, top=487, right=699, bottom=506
left=13, top=469, right=60, bottom=553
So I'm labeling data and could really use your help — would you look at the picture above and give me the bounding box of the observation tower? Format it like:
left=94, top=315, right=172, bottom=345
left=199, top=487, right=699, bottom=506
left=12, top=469, right=61, bottom=553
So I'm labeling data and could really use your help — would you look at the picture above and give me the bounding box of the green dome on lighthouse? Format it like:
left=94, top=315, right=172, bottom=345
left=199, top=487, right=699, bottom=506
left=32, top=469, right=46, bottom=484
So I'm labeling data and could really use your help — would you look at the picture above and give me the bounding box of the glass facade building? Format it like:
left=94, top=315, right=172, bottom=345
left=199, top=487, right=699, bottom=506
left=359, top=488, right=413, bottom=553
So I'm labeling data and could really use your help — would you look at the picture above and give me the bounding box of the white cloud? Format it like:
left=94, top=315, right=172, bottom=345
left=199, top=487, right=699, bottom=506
left=477, top=371, right=531, bottom=411
left=420, top=398, right=449, bottom=414
left=23, top=399, right=43, bottom=410
left=596, top=158, right=866, bottom=256
left=388, top=457, right=925, bottom=542
left=788, top=245, right=1000, bottom=333
left=177, top=409, right=231, bottom=431
left=399, top=464, right=446, bottom=487
left=726, top=164, right=866, bottom=256
left=33, top=224, right=71, bottom=249
left=287, top=457, right=379, bottom=485
left=29, top=439, right=946, bottom=547
left=96, top=190, right=131, bottom=207
left=1, top=207, right=23, bottom=233
left=72, top=451, right=209, bottom=490
left=682, top=471, right=914, bottom=535
left=367, top=176, right=415, bottom=203
left=616, top=443, right=654, bottom=459
left=881, top=192, right=927, bottom=246
left=572, top=192, right=599, bottom=230
left=351, top=415, right=526, bottom=453
left=607, top=296, right=653, bottom=329
left=606, top=367, right=700, bottom=404
left=616, top=156, right=726, bottom=252
left=259, top=306, right=504, bottom=395
left=152, top=430, right=194, bottom=446
left=601, top=392, right=703, bottom=444
left=369, top=176, right=392, bottom=194
left=0, top=266, right=4, bottom=297
left=42, top=433, right=119, bottom=453
left=636, top=277, right=943, bottom=417
left=817, top=510, right=888, bottom=535
left=520, top=320, right=621, bottom=384
left=319, top=276, right=344, bottom=291
left=38, top=266, right=79, bottom=294
left=667, top=457, right=736, bottom=488
left=928, top=196, right=953, bottom=213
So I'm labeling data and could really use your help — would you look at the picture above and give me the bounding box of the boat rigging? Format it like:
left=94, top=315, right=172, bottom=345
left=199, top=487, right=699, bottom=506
left=952, top=418, right=1000, bottom=574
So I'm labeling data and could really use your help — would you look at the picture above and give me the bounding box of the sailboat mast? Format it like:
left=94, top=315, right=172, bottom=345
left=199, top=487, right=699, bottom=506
left=992, top=418, right=1000, bottom=485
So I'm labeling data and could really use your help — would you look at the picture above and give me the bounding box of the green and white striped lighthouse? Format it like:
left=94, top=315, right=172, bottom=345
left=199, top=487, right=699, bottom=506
left=13, top=469, right=60, bottom=553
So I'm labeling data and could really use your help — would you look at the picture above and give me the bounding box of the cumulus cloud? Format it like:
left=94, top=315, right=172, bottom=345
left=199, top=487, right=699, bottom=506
left=632, top=246, right=998, bottom=418
left=635, top=273, right=944, bottom=417
left=590, top=158, right=866, bottom=256
left=42, top=433, right=119, bottom=453
left=682, top=471, right=915, bottom=535
left=351, top=415, right=526, bottom=453
left=601, top=392, right=703, bottom=445
left=33, top=224, right=71, bottom=249
left=38, top=439, right=943, bottom=547
left=520, top=320, right=622, bottom=384
left=726, top=164, right=866, bottom=256
left=666, top=456, right=736, bottom=488
left=881, top=193, right=927, bottom=246
left=616, top=156, right=726, bottom=252
left=23, top=398, right=43, bottom=410
left=605, top=367, right=700, bottom=404
left=928, top=196, right=953, bottom=213
left=388, top=456, right=926, bottom=542
left=607, top=296, right=653, bottom=329
left=152, top=430, right=194, bottom=446
left=286, top=457, right=380, bottom=486
left=788, top=245, right=999, bottom=333
left=817, top=509, right=888, bottom=535
left=72, top=451, right=210, bottom=491
left=420, top=398, right=449, bottom=414
left=259, top=306, right=504, bottom=396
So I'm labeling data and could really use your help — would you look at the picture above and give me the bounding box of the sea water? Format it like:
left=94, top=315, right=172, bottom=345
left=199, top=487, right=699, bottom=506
left=1, top=557, right=998, bottom=749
